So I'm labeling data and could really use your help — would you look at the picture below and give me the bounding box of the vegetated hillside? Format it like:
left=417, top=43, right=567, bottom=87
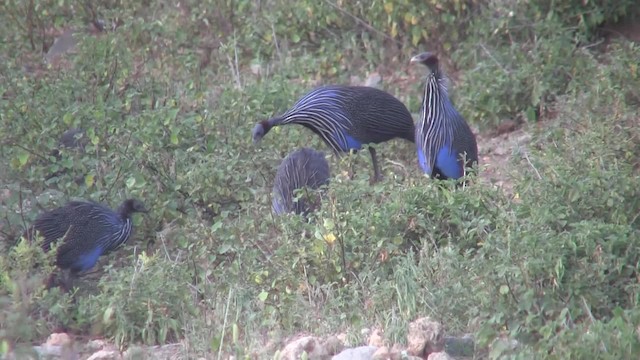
left=0, top=0, right=639, bottom=358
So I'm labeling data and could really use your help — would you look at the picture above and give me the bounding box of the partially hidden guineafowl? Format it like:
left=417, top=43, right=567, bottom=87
left=58, top=128, right=87, bottom=151
left=25, top=198, right=147, bottom=275
left=47, top=128, right=88, bottom=183
left=411, top=52, right=478, bottom=181
left=252, top=85, right=415, bottom=182
left=272, top=148, right=331, bottom=215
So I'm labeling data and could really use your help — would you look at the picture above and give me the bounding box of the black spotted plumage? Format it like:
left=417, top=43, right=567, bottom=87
left=252, top=85, right=415, bottom=182
left=25, top=198, right=147, bottom=274
left=272, top=148, right=330, bottom=215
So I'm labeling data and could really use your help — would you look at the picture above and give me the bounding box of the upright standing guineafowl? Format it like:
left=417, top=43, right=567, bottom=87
left=272, top=148, right=331, bottom=215
left=411, top=52, right=478, bottom=181
left=25, top=198, right=147, bottom=286
left=252, top=85, right=415, bottom=183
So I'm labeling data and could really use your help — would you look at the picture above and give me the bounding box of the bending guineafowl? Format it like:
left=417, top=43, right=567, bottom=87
left=25, top=198, right=147, bottom=285
left=411, top=52, right=478, bottom=182
left=272, top=148, right=331, bottom=215
left=252, top=85, right=415, bottom=182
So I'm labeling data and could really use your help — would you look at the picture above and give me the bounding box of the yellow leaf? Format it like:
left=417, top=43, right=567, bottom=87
left=391, top=22, right=398, bottom=38
left=324, top=232, right=336, bottom=245
left=85, top=174, right=95, bottom=188
left=384, top=2, right=393, bottom=14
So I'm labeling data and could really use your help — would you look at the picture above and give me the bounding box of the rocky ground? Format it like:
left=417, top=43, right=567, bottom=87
left=10, top=316, right=488, bottom=359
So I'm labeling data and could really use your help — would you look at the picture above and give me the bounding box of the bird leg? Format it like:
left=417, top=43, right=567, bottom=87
left=368, top=146, right=383, bottom=184
left=345, top=150, right=356, bottom=180
left=59, top=269, right=74, bottom=293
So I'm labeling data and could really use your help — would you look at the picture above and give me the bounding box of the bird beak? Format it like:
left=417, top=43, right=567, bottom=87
left=410, top=54, right=422, bottom=63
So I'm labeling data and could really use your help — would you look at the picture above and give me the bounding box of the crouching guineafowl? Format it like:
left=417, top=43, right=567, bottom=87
left=272, top=148, right=330, bottom=215
left=252, top=85, right=415, bottom=183
left=411, top=52, right=478, bottom=182
left=24, top=198, right=147, bottom=288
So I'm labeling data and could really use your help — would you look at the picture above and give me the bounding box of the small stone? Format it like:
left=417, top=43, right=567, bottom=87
left=336, top=333, right=349, bottom=347
left=86, top=339, right=109, bottom=352
left=45, top=28, right=78, bottom=63
left=407, top=317, right=444, bottom=357
left=427, top=352, right=454, bottom=360
left=45, top=333, right=72, bottom=347
left=332, top=346, right=378, bottom=360
left=350, top=75, right=362, bottom=86
left=250, top=63, right=262, bottom=76
left=279, top=336, right=328, bottom=360
left=33, top=345, right=63, bottom=358
left=86, top=350, right=122, bottom=360
left=123, top=345, right=147, bottom=359
left=372, top=346, right=402, bottom=360
left=365, top=73, right=382, bottom=88
left=323, top=335, right=345, bottom=355
left=368, top=328, right=385, bottom=347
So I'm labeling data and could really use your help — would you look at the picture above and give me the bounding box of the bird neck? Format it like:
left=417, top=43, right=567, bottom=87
left=266, top=117, right=284, bottom=127
left=426, top=70, right=448, bottom=97
left=118, top=205, right=134, bottom=220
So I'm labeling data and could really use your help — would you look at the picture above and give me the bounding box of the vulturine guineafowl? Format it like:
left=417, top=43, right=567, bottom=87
left=24, top=198, right=147, bottom=287
left=272, top=148, right=331, bottom=215
left=252, top=85, right=415, bottom=183
left=411, top=52, right=478, bottom=182
left=58, top=128, right=87, bottom=151
left=47, top=128, right=88, bottom=183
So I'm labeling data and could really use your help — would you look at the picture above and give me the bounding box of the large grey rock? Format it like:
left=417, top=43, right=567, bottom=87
left=332, top=346, right=377, bottom=360
left=444, top=334, right=475, bottom=357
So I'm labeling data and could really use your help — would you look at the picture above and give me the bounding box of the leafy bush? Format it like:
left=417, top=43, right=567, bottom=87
left=76, top=252, right=196, bottom=347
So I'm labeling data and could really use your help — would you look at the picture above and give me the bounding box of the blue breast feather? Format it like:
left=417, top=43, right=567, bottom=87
left=335, top=132, right=362, bottom=152
left=71, top=245, right=104, bottom=272
left=418, top=142, right=464, bottom=179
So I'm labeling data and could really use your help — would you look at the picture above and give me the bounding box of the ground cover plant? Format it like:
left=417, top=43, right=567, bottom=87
left=0, top=0, right=639, bottom=358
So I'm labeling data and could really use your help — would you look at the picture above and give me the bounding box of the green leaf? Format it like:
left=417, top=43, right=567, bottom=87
left=103, top=306, right=114, bottom=323
left=63, top=112, right=73, bottom=125
left=126, top=177, right=136, bottom=188
left=17, top=151, right=29, bottom=167
left=499, top=285, right=509, bottom=295
left=258, top=291, right=268, bottom=302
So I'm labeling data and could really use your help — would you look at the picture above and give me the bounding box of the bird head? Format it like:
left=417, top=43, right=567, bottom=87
left=410, top=52, right=439, bottom=71
left=252, top=120, right=272, bottom=144
left=120, top=198, right=148, bottom=216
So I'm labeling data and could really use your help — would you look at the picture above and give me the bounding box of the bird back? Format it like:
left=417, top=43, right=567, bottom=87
left=272, top=148, right=331, bottom=215
left=275, top=85, right=415, bottom=153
